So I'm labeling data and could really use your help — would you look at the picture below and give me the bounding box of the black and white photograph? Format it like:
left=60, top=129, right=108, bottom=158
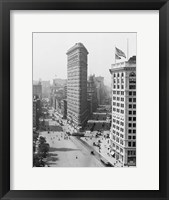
left=33, top=32, right=136, bottom=167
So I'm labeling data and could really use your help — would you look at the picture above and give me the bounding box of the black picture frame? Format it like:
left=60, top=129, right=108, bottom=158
left=0, top=0, right=169, bottom=199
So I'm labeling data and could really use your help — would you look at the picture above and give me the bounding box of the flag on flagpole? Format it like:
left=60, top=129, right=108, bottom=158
left=115, top=54, right=121, bottom=60
left=115, top=47, right=126, bottom=58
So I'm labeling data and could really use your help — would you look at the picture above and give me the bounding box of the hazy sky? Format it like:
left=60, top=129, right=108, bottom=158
left=33, top=32, right=136, bottom=86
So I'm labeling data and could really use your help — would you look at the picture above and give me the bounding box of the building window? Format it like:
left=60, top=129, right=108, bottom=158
left=133, top=104, right=136, bottom=109
left=128, top=142, right=131, bottom=147
left=133, top=111, right=136, bottom=115
left=120, top=148, right=123, bottom=153
left=120, top=140, right=123, bottom=145
left=133, top=117, right=136, bottom=121
left=129, top=111, right=132, bottom=115
left=128, top=136, right=131, bottom=139
left=129, top=98, right=132, bottom=102
left=129, top=92, right=132, bottom=95
left=129, top=123, right=132, bottom=127
left=133, top=98, right=136, bottom=102
left=128, top=129, right=132, bottom=133
left=128, top=117, right=132, bottom=121
left=129, top=104, right=132, bottom=108
left=133, top=130, right=136, bottom=134
left=133, top=142, right=136, bottom=147
left=129, top=85, right=136, bottom=89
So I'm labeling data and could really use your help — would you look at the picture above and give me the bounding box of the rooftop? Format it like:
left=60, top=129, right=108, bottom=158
left=67, top=42, right=88, bottom=55
left=109, top=56, right=136, bottom=74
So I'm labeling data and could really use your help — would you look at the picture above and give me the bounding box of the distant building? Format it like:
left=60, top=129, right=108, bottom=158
left=33, top=97, right=42, bottom=130
left=64, top=84, right=67, bottom=99
left=41, top=81, right=50, bottom=98
left=94, top=76, right=106, bottom=105
left=109, top=56, right=136, bottom=166
left=61, top=99, right=67, bottom=119
left=67, top=43, right=89, bottom=130
left=33, top=100, right=37, bottom=128
left=53, top=78, right=67, bottom=88
left=87, top=75, right=98, bottom=115
left=50, top=80, right=66, bottom=112
left=33, top=82, right=42, bottom=99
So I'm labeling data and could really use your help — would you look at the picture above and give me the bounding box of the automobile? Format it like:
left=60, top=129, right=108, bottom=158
left=105, top=162, right=114, bottom=167
left=72, top=133, right=84, bottom=137
left=100, top=158, right=114, bottom=167
left=91, top=151, right=95, bottom=155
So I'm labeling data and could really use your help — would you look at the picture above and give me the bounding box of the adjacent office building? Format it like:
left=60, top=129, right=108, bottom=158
left=67, top=43, right=89, bottom=130
left=109, top=56, right=136, bottom=166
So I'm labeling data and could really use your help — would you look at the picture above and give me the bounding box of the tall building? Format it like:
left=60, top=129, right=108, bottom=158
left=61, top=99, right=67, bottom=119
left=33, top=82, right=42, bottom=99
left=64, top=84, right=67, bottom=99
left=33, top=97, right=42, bottom=130
left=109, top=56, right=136, bottom=166
left=33, top=100, right=37, bottom=128
left=41, top=80, right=50, bottom=98
left=94, top=76, right=106, bottom=105
left=67, top=43, right=89, bottom=130
left=87, top=75, right=98, bottom=115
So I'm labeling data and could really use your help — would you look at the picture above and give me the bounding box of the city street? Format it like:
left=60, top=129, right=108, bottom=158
left=40, top=130, right=104, bottom=167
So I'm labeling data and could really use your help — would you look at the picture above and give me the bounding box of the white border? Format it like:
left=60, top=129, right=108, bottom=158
left=10, top=10, right=159, bottom=190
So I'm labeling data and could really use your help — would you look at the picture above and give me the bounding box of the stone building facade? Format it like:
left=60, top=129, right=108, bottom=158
left=67, top=43, right=89, bottom=130
left=109, top=56, right=136, bottom=166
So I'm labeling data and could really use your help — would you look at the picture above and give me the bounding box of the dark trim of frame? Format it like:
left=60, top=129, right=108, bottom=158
left=0, top=0, right=168, bottom=200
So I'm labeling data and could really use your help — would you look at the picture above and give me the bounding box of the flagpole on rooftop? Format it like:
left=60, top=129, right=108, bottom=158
left=127, top=38, right=129, bottom=61
left=115, top=46, right=116, bottom=64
